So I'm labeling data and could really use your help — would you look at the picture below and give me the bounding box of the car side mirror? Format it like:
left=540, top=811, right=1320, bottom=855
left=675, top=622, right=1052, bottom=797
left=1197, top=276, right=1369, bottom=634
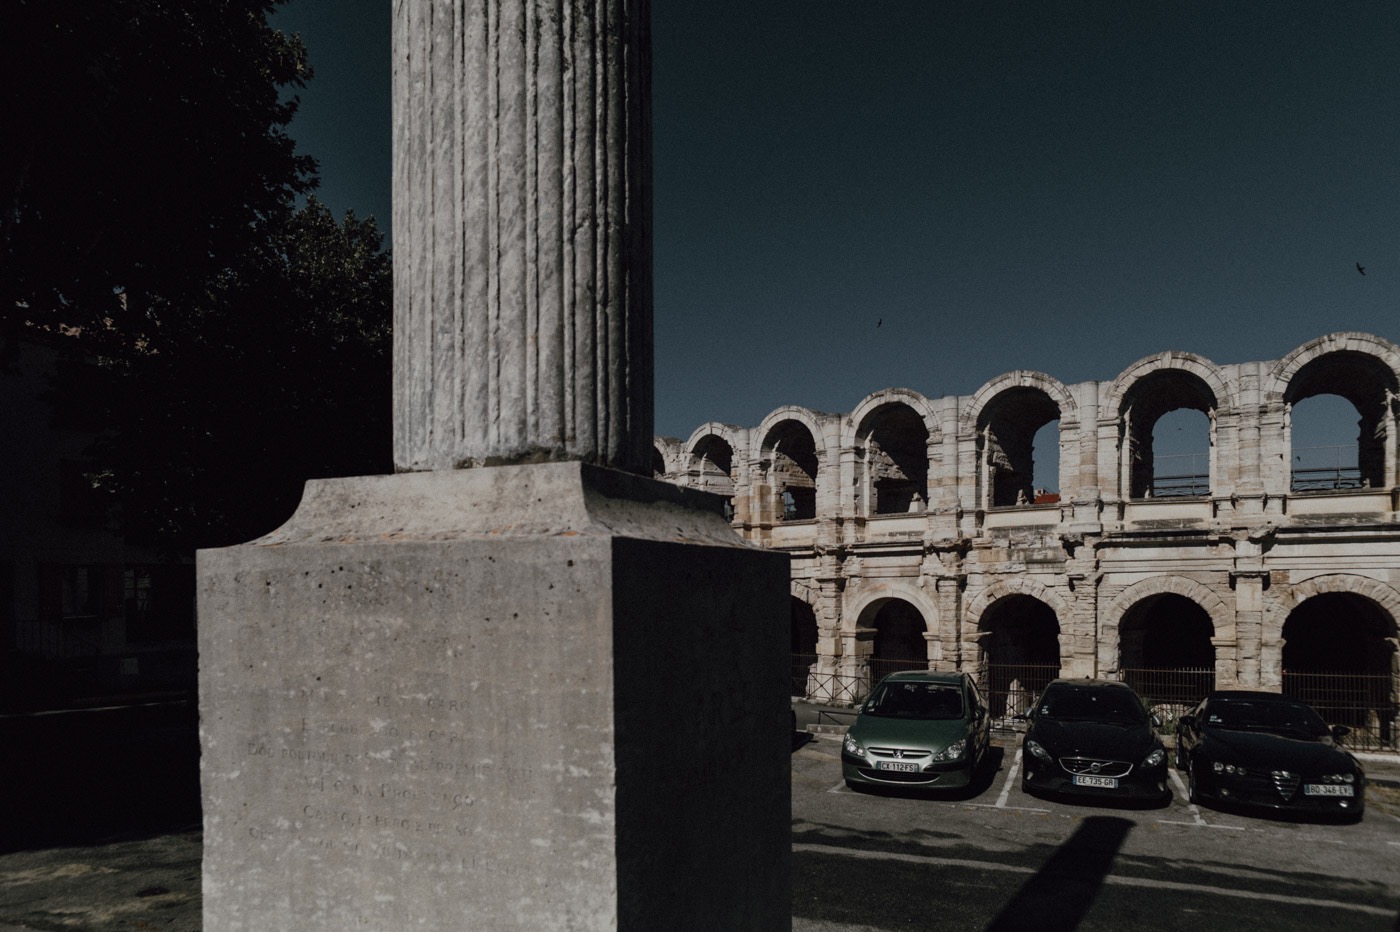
left=1178, top=714, right=1195, bottom=729
left=1331, top=724, right=1350, bottom=739
left=1151, top=713, right=1163, bottom=728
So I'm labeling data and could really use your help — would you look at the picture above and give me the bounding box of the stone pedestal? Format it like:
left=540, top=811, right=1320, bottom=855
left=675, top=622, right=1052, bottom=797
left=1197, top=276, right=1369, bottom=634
left=199, top=463, right=791, bottom=930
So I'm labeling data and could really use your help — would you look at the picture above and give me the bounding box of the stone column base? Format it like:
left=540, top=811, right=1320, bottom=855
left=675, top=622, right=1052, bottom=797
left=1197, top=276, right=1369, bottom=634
left=198, top=463, right=791, bottom=930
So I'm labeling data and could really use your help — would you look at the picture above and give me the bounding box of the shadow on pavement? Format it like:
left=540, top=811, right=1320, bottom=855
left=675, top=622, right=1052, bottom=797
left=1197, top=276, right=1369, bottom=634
left=984, top=815, right=1134, bottom=932
left=0, top=700, right=201, bottom=853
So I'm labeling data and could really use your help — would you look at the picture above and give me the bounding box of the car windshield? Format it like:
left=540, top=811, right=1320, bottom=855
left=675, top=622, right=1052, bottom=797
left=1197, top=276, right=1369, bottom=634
left=1204, top=699, right=1329, bottom=738
left=864, top=682, right=965, bottom=720
left=1033, top=686, right=1145, bottom=725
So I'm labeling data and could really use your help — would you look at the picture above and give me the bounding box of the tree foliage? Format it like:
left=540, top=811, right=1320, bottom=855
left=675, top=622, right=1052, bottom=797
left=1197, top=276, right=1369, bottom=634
left=71, top=199, right=394, bottom=553
left=2, top=1, right=394, bottom=553
left=1, top=0, right=316, bottom=339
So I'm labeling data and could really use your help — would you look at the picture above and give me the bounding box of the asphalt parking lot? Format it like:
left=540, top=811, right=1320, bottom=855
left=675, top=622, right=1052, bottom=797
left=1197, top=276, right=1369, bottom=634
left=0, top=709, right=1395, bottom=931
left=791, top=732, right=1400, bottom=931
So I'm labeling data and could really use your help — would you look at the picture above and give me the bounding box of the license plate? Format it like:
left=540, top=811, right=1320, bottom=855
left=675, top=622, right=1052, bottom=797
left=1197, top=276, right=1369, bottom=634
left=876, top=761, right=919, bottom=772
left=1303, top=784, right=1354, bottom=797
left=1073, top=774, right=1118, bottom=789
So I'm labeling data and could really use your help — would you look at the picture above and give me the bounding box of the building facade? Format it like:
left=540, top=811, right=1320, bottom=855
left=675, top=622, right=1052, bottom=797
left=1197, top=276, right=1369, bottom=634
left=0, top=335, right=195, bottom=709
left=654, top=332, right=1400, bottom=748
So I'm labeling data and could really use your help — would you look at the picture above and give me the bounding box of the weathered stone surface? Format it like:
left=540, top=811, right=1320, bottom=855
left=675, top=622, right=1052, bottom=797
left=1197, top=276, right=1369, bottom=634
left=199, top=463, right=790, bottom=930
left=658, top=332, right=1400, bottom=709
left=392, top=0, right=653, bottom=474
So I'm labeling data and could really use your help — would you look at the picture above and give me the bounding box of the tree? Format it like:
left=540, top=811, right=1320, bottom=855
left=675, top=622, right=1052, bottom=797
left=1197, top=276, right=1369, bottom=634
left=1, top=0, right=316, bottom=343
left=0, top=2, right=395, bottom=554
left=68, top=198, right=394, bottom=554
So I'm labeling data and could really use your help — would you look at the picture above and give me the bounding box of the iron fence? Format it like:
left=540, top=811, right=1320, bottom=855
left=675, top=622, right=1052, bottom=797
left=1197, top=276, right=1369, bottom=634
left=979, top=663, right=1060, bottom=731
left=867, top=657, right=934, bottom=685
left=1118, top=667, right=1215, bottom=733
left=1151, top=454, right=1210, bottom=498
left=790, top=654, right=817, bottom=698
left=1283, top=671, right=1397, bottom=751
left=1290, top=444, right=1363, bottom=492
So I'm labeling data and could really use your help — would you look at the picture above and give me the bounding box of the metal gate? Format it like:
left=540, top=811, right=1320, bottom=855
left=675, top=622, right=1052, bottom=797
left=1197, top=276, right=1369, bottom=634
left=1283, top=671, right=1397, bottom=752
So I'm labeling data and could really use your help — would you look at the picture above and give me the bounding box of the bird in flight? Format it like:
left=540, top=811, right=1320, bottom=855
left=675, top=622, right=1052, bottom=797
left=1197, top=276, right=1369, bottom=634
left=877, top=318, right=883, bottom=328
left=1357, top=262, right=1366, bottom=275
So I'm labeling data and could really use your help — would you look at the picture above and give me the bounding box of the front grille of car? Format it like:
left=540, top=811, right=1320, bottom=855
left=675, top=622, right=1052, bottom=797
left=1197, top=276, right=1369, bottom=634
left=1230, top=769, right=1300, bottom=800
left=1271, top=770, right=1301, bottom=799
left=1058, top=757, right=1132, bottom=778
left=867, top=747, right=931, bottom=762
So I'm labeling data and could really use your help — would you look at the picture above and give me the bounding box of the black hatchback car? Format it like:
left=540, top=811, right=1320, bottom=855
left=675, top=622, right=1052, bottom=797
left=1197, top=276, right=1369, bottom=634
left=1020, top=679, right=1170, bottom=803
left=1176, top=691, right=1365, bottom=820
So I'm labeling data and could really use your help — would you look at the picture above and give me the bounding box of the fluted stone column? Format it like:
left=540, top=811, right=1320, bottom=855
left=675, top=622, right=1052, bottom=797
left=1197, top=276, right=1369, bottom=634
left=199, top=3, right=790, bottom=929
left=393, top=0, right=652, bottom=473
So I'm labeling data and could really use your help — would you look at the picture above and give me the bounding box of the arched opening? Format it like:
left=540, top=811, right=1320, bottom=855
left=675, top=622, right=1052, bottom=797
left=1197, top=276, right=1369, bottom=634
left=1120, top=370, right=1216, bottom=499
left=1117, top=594, right=1215, bottom=717
left=979, top=595, right=1061, bottom=717
left=1290, top=394, right=1365, bottom=491
left=1286, top=351, right=1397, bottom=492
left=857, top=405, right=928, bottom=515
left=688, top=435, right=736, bottom=521
left=763, top=420, right=819, bottom=521
left=790, top=597, right=818, bottom=698
left=978, top=388, right=1061, bottom=508
left=1282, top=593, right=1398, bottom=748
left=866, top=599, right=928, bottom=683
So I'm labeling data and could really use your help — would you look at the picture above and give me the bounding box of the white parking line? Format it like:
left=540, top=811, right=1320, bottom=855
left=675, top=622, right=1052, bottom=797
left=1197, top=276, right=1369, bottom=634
left=1160, top=768, right=1244, bottom=830
left=965, top=748, right=1049, bottom=812
left=996, top=748, right=1022, bottom=808
left=790, top=844, right=1396, bottom=917
left=828, top=780, right=848, bottom=794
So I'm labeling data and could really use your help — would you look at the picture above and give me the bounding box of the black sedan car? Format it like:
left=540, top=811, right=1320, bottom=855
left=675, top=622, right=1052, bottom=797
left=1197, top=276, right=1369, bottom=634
left=1176, top=691, right=1365, bottom=820
left=1020, top=679, right=1170, bottom=804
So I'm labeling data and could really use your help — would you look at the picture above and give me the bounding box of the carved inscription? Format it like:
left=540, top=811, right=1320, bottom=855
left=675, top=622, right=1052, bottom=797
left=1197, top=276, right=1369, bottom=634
left=232, top=676, right=548, bottom=873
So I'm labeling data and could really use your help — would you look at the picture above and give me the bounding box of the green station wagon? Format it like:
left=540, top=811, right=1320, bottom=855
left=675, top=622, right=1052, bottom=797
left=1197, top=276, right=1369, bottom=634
left=841, top=671, right=991, bottom=790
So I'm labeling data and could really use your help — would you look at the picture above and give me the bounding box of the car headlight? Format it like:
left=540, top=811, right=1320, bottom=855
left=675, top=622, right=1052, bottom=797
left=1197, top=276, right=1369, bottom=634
left=1212, top=761, right=1247, bottom=775
left=1143, top=748, right=1165, bottom=767
left=1026, top=740, right=1052, bottom=762
left=1320, top=773, right=1356, bottom=784
left=932, top=739, right=966, bottom=762
left=843, top=733, right=866, bottom=759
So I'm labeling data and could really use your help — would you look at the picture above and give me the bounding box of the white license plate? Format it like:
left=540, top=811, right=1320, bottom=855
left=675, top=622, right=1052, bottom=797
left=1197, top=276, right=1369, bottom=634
left=876, top=761, right=920, bottom=772
left=1073, top=774, right=1118, bottom=789
left=1303, top=784, right=1354, bottom=797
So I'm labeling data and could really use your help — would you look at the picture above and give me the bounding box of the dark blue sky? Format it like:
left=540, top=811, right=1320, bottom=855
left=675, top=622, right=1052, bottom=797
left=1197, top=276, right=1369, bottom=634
left=272, top=2, right=1399, bottom=447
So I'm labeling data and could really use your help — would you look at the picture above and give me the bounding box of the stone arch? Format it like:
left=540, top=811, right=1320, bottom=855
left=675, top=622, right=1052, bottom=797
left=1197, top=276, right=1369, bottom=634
left=848, top=388, right=941, bottom=446
left=960, top=371, right=1078, bottom=437
left=1267, top=573, right=1400, bottom=644
left=1101, top=353, right=1229, bottom=500
left=756, top=408, right=824, bottom=522
left=965, top=579, right=1067, bottom=717
left=961, top=372, right=1076, bottom=508
left=1266, top=331, right=1400, bottom=396
left=1102, top=575, right=1232, bottom=642
left=845, top=581, right=940, bottom=636
left=850, top=390, right=936, bottom=515
left=684, top=422, right=741, bottom=484
left=1265, top=333, right=1400, bottom=491
left=965, top=577, right=1073, bottom=630
left=1274, top=573, right=1400, bottom=744
left=651, top=439, right=680, bottom=481
left=1100, top=351, right=1232, bottom=421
